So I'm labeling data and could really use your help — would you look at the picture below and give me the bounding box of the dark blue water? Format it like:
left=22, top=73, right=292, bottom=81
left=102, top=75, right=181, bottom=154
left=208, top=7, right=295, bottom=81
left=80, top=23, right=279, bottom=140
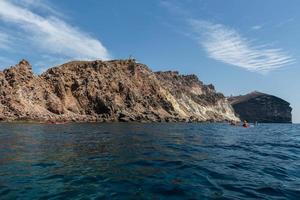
left=0, top=123, right=299, bottom=199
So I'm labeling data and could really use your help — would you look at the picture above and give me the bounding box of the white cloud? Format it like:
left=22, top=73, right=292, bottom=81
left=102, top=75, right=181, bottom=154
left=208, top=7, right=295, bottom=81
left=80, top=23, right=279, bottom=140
left=190, top=19, right=295, bottom=73
left=0, top=0, right=110, bottom=66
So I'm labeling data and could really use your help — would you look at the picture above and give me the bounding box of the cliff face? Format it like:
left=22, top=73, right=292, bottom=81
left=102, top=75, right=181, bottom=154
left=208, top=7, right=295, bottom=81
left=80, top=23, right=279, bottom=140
left=229, top=92, right=292, bottom=123
left=0, top=59, right=239, bottom=122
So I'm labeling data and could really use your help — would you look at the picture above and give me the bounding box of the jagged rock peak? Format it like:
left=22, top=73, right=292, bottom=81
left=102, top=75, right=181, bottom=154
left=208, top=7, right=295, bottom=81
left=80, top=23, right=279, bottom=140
left=15, top=59, right=33, bottom=73
left=1, top=59, right=34, bottom=87
left=19, top=59, right=31, bottom=66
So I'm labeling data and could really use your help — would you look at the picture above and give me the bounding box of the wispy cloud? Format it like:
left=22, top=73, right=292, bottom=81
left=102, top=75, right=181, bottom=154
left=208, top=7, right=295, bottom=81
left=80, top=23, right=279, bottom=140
left=160, top=0, right=191, bottom=17
left=0, top=32, right=12, bottom=50
left=190, top=19, right=295, bottom=73
left=0, top=0, right=110, bottom=68
left=0, top=55, right=15, bottom=69
left=11, top=0, right=62, bottom=16
left=251, top=25, right=263, bottom=30
left=275, top=17, right=294, bottom=28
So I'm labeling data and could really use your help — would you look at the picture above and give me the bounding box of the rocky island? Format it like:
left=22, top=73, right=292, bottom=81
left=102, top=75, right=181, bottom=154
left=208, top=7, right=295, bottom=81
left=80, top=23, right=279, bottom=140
left=229, top=91, right=292, bottom=123
left=0, top=59, right=239, bottom=122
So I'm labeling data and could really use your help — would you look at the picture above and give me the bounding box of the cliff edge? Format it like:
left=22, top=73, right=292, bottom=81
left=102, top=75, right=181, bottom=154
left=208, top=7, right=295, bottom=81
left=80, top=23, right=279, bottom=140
left=0, top=59, right=239, bottom=122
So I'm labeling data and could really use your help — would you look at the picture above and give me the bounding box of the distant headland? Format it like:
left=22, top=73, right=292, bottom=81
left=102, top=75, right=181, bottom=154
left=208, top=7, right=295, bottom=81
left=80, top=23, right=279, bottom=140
left=229, top=91, right=292, bottom=123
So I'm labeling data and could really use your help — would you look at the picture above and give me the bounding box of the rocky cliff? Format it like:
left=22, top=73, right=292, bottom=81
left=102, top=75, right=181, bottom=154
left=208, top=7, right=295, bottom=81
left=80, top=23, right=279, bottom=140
left=0, top=59, right=239, bottom=122
left=228, top=91, right=292, bottom=123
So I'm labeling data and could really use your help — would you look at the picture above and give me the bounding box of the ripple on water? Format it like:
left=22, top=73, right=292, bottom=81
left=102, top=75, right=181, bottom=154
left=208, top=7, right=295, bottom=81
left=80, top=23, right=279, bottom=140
left=0, top=123, right=299, bottom=199
left=32, top=162, right=57, bottom=168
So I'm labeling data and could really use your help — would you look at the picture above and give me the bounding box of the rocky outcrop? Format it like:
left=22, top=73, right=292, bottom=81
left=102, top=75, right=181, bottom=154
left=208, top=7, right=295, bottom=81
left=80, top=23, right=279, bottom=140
left=0, top=59, right=239, bottom=122
left=228, top=91, right=292, bottom=123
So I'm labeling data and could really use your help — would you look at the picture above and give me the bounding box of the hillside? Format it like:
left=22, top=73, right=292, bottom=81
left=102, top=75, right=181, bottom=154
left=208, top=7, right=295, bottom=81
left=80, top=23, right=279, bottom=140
left=0, top=59, right=239, bottom=122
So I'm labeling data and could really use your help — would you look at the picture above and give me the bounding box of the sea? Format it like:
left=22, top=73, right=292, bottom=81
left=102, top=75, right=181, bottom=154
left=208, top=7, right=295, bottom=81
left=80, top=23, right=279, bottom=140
left=0, top=123, right=299, bottom=199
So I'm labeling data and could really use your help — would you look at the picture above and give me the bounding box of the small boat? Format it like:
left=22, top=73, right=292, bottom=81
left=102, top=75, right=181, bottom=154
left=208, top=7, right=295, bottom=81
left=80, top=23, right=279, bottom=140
left=243, top=124, right=250, bottom=128
left=242, top=120, right=249, bottom=128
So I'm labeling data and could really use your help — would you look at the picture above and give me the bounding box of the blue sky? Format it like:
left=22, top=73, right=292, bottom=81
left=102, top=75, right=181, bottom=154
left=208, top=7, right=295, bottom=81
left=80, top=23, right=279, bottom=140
left=0, top=0, right=299, bottom=122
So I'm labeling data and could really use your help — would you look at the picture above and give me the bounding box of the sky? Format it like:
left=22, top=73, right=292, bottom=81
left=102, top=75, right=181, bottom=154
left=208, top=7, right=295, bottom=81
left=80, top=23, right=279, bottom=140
left=0, top=0, right=299, bottom=122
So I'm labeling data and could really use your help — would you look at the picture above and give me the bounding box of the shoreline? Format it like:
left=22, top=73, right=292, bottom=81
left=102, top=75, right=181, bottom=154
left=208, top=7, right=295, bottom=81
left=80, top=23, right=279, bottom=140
left=0, top=120, right=293, bottom=124
left=0, top=118, right=238, bottom=124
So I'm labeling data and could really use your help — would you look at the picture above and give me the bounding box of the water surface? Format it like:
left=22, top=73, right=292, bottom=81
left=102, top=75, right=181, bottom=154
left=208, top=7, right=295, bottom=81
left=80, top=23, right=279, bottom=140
left=0, top=123, right=299, bottom=199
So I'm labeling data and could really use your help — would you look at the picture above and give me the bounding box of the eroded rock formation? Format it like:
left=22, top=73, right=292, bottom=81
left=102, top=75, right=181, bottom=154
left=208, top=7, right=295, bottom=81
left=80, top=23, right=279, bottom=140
left=228, top=91, right=292, bottom=123
left=0, top=59, right=239, bottom=122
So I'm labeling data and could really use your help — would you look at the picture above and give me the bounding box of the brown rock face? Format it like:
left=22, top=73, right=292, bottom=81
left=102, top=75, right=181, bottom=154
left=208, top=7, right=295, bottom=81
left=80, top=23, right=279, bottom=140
left=229, top=91, right=292, bottom=123
left=0, top=59, right=239, bottom=122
